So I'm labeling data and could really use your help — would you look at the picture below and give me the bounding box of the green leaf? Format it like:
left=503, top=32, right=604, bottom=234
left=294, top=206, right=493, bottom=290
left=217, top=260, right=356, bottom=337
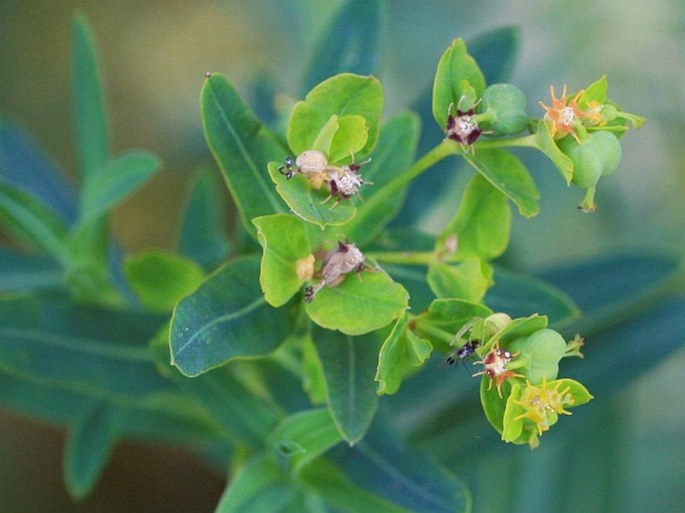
left=462, top=148, right=540, bottom=217
left=0, top=119, right=78, bottom=222
left=491, top=314, right=548, bottom=348
left=0, top=183, right=71, bottom=265
left=427, top=258, right=493, bottom=303
left=485, top=267, right=580, bottom=328
left=270, top=408, right=342, bottom=475
left=435, top=173, right=511, bottom=261
left=305, top=267, right=408, bottom=336
left=327, top=115, right=370, bottom=163
left=329, top=418, right=471, bottom=513
left=531, top=120, right=574, bottom=184
left=178, top=168, right=229, bottom=270
left=201, top=73, right=287, bottom=238
left=0, top=295, right=169, bottom=401
left=432, top=38, right=486, bottom=129
left=312, top=328, right=381, bottom=444
left=302, top=336, right=328, bottom=405
left=124, top=250, right=206, bottom=313
left=302, top=0, right=382, bottom=95
left=0, top=248, right=63, bottom=292
left=376, top=312, right=432, bottom=395
left=343, top=112, right=421, bottom=247
left=169, top=256, right=293, bottom=377
left=79, top=151, right=161, bottom=226
left=214, top=456, right=295, bottom=513
left=288, top=74, right=383, bottom=159
left=72, top=11, right=109, bottom=177
left=301, top=458, right=412, bottom=513
left=171, top=366, right=282, bottom=445
left=267, top=161, right=358, bottom=228
left=63, top=399, right=120, bottom=500
left=253, top=214, right=313, bottom=307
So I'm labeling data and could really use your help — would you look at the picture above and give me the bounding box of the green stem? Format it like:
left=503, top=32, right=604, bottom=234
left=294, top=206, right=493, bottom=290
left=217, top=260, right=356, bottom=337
left=412, top=320, right=455, bottom=346
left=394, top=138, right=459, bottom=188
left=366, top=251, right=434, bottom=266
left=474, top=133, right=538, bottom=150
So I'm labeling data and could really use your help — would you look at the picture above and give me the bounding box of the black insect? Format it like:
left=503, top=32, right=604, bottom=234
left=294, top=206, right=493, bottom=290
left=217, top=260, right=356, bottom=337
left=444, top=339, right=480, bottom=367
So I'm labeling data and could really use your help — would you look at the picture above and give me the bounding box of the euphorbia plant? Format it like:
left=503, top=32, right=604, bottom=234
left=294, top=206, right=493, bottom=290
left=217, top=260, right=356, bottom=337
left=5, top=4, right=678, bottom=513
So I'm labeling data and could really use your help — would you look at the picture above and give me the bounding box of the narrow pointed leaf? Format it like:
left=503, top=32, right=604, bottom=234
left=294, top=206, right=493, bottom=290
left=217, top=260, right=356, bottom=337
left=72, top=11, right=108, bottom=177
left=0, top=183, right=71, bottom=264
left=177, top=168, right=229, bottom=270
left=0, top=120, right=78, bottom=223
left=79, top=151, right=161, bottom=226
left=170, top=256, right=293, bottom=377
left=63, top=399, right=120, bottom=500
left=312, top=328, right=381, bottom=444
left=302, top=0, right=382, bottom=94
left=0, top=248, right=63, bottom=292
left=270, top=408, right=342, bottom=474
left=462, top=148, right=540, bottom=217
left=201, top=73, right=287, bottom=237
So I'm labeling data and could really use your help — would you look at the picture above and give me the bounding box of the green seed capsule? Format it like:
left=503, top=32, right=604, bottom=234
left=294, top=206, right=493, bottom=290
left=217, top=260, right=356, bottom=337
left=481, top=83, right=528, bottom=135
left=559, top=131, right=622, bottom=188
left=508, top=329, right=567, bottom=384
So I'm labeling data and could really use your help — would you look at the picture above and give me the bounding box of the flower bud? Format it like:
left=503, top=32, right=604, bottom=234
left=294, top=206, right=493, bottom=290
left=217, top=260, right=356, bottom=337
left=559, top=130, right=622, bottom=188
left=481, top=83, right=528, bottom=135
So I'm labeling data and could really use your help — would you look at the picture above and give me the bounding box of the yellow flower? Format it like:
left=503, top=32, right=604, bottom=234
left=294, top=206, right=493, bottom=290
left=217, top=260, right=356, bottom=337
left=514, top=377, right=575, bottom=436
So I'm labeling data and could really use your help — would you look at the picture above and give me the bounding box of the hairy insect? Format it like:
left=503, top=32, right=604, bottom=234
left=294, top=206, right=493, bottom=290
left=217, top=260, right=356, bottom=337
left=303, top=241, right=366, bottom=302
left=278, top=150, right=372, bottom=208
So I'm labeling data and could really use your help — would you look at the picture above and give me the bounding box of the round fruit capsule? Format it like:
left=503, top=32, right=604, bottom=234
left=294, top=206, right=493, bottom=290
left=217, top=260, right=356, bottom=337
left=481, top=83, right=528, bottom=135
left=559, top=130, right=622, bottom=188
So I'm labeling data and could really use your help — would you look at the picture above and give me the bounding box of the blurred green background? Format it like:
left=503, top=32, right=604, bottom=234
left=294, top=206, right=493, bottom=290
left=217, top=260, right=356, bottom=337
left=1, top=0, right=683, bottom=511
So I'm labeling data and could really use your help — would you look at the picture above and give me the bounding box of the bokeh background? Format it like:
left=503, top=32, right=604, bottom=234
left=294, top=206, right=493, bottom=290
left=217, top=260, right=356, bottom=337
left=1, top=0, right=683, bottom=511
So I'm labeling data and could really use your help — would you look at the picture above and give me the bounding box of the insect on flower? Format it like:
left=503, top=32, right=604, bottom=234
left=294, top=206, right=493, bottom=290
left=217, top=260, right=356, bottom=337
left=473, top=340, right=524, bottom=398
left=278, top=150, right=372, bottom=208
left=303, top=241, right=367, bottom=302
left=445, top=97, right=488, bottom=153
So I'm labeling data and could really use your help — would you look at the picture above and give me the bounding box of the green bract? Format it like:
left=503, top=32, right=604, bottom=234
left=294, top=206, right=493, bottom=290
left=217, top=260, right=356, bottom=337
left=287, top=73, right=383, bottom=162
left=508, top=328, right=567, bottom=383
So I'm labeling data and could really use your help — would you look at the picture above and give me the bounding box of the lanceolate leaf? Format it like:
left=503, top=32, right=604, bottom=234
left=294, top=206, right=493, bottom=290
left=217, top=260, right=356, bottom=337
left=302, top=0, right=382, bottom=95
left=312, top=328, right=381, bottom=444
left=201, top=73, right=287, bottom=237
left=0, top=183, right=71, bottom=265
left=462, top=148, right=540, bottom=217
left=177, top=168, right=229, bottom=271
left=79, top=151, right=161, bottom=226
left=72, top=11, right=109, bottom=178
left=170, top=256, right=294, bottom=377
left=0, top=296, right=169, bottom=401
left=270, top=408, right=342, bottom=475
left=63, top=399, right=120, bottom=500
